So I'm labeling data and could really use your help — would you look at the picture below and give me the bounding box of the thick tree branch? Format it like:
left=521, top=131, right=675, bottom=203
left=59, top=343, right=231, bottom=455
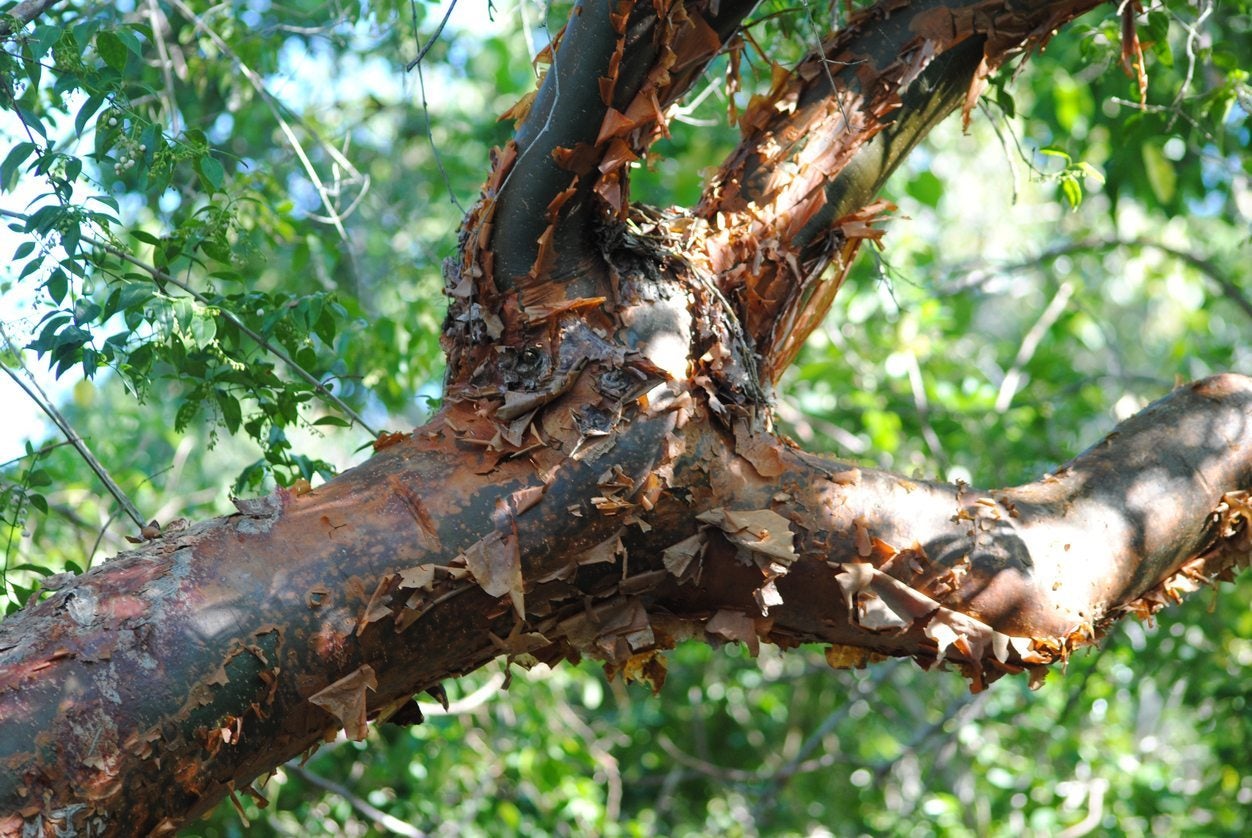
left=3, top=363, right=1247, bottom=831
left=0, top=401, right=677, bottom=830
left=662, top=374, right=1252, bottom=675
left=688, top=0, right=1106, bottom=381
left=470, top=0, right=757, bottom=306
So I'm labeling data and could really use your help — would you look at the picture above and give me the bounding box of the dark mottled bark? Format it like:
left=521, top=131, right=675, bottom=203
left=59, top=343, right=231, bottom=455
left=2, top=0, right=1250, bottom=833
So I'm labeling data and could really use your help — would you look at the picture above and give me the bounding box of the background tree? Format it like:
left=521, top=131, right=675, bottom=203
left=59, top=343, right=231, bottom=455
left=0, top=0, right=1249, bottom=834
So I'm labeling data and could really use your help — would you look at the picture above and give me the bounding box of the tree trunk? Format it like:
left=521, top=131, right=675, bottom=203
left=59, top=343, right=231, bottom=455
left=2, top=0, right=1250, bottom=832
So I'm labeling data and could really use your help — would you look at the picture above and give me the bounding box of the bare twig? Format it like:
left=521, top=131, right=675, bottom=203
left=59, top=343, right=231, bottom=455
left=404, top=0, right=460, bottom=72
left=657, top=733, right=762, bottom=783
left=773, top=398, right=870, bottom=454
left=146, top=0, right=183, bottom=134
left=980, top=100, right=1022, bottom=205
left=551, top=695, right=624, bottom=822
left=942, top=238, right=1252, bottom=326
left=86, top=508, right=124, bottom=570
left=1166, top=0, right=1214, bottom=129
left=0, top=328, right=145, bottom=530
left=905, top=349, right=947, bottom=466
left=415, top=670, right=505, bottom=715
left=285, top=764, right=426, bottom=837
left=406, top=0, right=466, bottom=212
left=996, top=281, right=1075, bottom=413
left=484, top=0, right=562, bottom=210
left=872, top=689, right=988, bottom=784
left=1057, top=777, right=1109, bottom=838
left=759, top=662, right=901, bottom=798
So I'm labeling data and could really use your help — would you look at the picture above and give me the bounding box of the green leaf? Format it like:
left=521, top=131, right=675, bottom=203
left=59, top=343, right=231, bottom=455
left=197, top=156, right=225, bottom=191
left=73, top=298, right=101, bottom=326
left=26, top=205, right=62, bottom=235
left=174, top=397, right=201, bottom=432
left=217, top=392, right=242, bottom=434
left=62, top=222, right=81, bottom=255
left=906, top=171, right=944, bottom=209
left=19, top=256, right=46, bottom=280
left=74, top=93, right=106, bottom=137
left=994, top=84, right=1016, bottom=119
left=1141, top=142, right=1177, bottom=204
left=30, top=25, right=62, bottom=60
left=96, top=31, right=129, bottom=72
left=1062, top=173, right=1084, bottom=209
left=1, top=142, right=37, bottom=191
left=114, top=26, right=145, bottom=57
left=1077, top=162, right=1105, bottom=185
left=189, top=315, right=217, bottom=347
left=1038, top=147, right=1072, bottom=164
left=45, top=270, right=68, bottom=305
left=312, top=415, right=351, bottom=427
left=14, top=106, right=47, bottom=139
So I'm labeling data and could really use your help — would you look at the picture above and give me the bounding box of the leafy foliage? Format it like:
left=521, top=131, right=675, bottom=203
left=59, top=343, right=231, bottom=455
left=1, top=0, right=1249, bottom=833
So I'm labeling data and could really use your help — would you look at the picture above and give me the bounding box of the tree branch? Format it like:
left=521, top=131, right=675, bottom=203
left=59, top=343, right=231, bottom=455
left=0, top=0, right=60, bottom=41
left=469, top=0, right=758, bottom=307
left=0, top=401, right=677, bottom=829
left=659, top=374, right=1252, bottom=676
left=1, top=361, right=1248, bottom=830
left=688, top=0, right=1106, bottom=382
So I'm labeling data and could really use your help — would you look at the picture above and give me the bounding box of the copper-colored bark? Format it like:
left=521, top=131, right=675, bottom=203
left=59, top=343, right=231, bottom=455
left=3, top=0, right=1250, bottom=833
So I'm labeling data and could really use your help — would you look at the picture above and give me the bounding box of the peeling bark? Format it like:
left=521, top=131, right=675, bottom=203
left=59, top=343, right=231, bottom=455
left=2, top=0, right=1250, bottom=832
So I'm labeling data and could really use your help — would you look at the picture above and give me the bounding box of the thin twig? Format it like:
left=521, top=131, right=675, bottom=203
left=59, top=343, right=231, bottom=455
left=996, top=281, right=1074, bottom=413
left=86, top=508, right=124, bottom=570
left=1166, top=0, right=1214, bottom=131
left=415, top=670, right=505, bottom=716
left=761, top=662, right=901, bottom=795
left=0, top=440, right=74, bottom=470
left=980, top=100, right=1021, bottom=205
left=404, top=0, right=460, bottom=72
left=941, top=238, right=1252, bottom=326
left=406, top=0, right=466, bottom=213
left=489, top=0, right=561, bottom=207
left=285, top=764, right=426, bottom=837
left=0, top=329, right=145, bottom=530
left=146, top=0, right=182, bottom=134
left=871, top=689, right=988, bottom=784
left=905, top=349, right=947, bottom=467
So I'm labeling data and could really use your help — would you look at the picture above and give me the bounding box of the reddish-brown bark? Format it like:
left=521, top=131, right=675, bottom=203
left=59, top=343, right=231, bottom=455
left=2, top=0, right=1250, bottom=832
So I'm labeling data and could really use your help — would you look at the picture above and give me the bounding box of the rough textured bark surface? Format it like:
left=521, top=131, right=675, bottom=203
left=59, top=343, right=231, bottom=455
left=2, top=0, right=1250, bottom=832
